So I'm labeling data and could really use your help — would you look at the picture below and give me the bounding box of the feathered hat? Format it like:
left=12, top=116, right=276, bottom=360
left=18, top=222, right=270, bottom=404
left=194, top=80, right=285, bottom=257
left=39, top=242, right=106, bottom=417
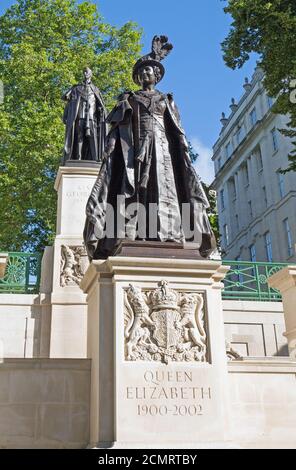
left=132, top=35, right=173, bottom=85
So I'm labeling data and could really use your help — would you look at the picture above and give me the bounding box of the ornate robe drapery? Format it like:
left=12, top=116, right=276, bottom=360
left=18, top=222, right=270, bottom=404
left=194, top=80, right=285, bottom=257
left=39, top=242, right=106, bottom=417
left=84, top=90, right=216, bottom=259
left=62, top=83, right=107, bottom=162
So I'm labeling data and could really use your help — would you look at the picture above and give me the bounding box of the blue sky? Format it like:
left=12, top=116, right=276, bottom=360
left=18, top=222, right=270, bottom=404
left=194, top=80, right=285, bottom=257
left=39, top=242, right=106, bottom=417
left=0, top=0, right=257, bottom=183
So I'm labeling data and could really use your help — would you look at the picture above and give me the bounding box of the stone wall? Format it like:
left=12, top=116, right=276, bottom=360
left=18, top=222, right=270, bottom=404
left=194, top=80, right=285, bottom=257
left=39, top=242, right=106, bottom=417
left=0, top=295, right=43, bottom=358
left=0, top=359, right=90, bottom=449
left=223, top=300, right=288, bottom=357
left=228, top=359, right=296, bottom=448
left=0, top=352, right=295, bottom=448
left=0, top=295, right=288, bottom=359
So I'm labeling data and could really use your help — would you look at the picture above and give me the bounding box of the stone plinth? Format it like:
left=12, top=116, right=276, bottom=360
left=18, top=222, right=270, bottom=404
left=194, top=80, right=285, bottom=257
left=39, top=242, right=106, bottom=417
left=81, top=256, right=231, bottom=447
left=39, top=165, right=99, bottom=358
left=0, top=253, right=8, bottom=279
left=269, top=266, right=296, bottom=359
left=54, top=165, right=99, bottom=237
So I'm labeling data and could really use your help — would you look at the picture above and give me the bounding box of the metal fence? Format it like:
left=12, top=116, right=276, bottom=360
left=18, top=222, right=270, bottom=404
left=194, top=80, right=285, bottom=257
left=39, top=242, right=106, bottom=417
left=0, top=252, right=42, bottom=294
left=0, top=253, right=290, bottom=301
left=221, top=260, right=287, bottom=302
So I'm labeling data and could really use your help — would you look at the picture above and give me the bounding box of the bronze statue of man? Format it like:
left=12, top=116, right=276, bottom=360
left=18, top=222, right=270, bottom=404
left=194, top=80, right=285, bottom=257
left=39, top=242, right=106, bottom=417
left=62, top=67, right=107, bottom=163
left=84, top=36, right=216, bottom=259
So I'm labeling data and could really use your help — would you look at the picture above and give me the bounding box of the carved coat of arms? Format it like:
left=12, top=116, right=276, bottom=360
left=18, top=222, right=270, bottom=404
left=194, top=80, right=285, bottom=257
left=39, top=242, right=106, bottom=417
left=124, top=280, right=207, bottom=364
left=60, top=245, right=88, bottom=287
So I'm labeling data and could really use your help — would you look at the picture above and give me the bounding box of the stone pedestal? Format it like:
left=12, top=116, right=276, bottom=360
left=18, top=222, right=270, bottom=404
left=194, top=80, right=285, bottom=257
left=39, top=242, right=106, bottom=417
left=55, top=166, right=99, bottom=237
left=81, top=256, right=232, bottom=447
left=39, top=165, right=99, bottom=358
left=269, top=266, right=296, bottom=359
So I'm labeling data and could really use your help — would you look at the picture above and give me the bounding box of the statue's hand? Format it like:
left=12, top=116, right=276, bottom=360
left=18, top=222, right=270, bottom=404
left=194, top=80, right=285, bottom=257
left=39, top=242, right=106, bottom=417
left=101, top=151, right=108, bottom=163
left=62, top=88, right=72, bottom=101
left=103, top=135, right=116, bottom=161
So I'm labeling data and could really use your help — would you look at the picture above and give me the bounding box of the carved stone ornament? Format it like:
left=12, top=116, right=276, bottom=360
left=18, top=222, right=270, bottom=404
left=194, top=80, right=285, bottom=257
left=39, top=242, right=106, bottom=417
left=124, top=280, right=207, bottom=364
left=60, top=245, right=88, bottom=287
left=226, top=342, right=243, bottom=361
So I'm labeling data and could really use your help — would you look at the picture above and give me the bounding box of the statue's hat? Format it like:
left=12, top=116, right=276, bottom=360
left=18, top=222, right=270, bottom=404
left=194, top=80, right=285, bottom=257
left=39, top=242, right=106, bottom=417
left=132, top=35, right=173, bottom=85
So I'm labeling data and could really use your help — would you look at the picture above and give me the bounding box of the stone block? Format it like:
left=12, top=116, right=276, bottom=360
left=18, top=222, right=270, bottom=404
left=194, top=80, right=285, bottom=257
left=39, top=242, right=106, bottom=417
left=0, top=404, right=36, bottom=438
left=0, top=371, right=10, bottom=402
left=69, top=404, right=90, bottom=443
left=64, top=371, right=90, bottom=404
left=38, top=404, right=70, bottom=442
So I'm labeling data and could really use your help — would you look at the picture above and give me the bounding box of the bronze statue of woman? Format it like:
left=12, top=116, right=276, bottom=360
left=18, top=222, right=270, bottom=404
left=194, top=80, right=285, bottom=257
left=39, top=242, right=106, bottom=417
left=84, top=36, right=216, bottom=260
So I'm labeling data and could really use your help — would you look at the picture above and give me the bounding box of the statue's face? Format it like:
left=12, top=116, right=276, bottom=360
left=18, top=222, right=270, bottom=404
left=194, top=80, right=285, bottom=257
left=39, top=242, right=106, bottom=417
left=138, top=65, right=156, bottom=86
left=83, top=68, right=92, bottom=81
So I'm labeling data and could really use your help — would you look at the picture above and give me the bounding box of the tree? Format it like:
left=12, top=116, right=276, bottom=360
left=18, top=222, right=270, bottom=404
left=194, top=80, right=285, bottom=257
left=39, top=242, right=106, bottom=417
left=0, top=0, right=142, bottom=251
left=188, top=143, right=220, bottom=247
left=221, top=0, right=296, bottom=172
left=203, top=185, right=220, bottom=250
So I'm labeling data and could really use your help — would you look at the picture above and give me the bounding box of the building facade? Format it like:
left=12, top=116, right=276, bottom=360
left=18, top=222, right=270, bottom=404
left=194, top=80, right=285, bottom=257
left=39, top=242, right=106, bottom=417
left=212, top=67, right=296, bottom=263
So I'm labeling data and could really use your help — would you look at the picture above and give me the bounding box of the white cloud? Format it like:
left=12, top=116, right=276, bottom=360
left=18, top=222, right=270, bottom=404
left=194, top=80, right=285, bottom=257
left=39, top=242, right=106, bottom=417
left=190, top=137, right=215, bottom=185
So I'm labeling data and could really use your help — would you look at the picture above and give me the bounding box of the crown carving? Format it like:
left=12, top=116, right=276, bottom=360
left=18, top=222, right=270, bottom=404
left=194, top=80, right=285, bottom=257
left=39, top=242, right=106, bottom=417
left=150, top=280, right=179, bottom=310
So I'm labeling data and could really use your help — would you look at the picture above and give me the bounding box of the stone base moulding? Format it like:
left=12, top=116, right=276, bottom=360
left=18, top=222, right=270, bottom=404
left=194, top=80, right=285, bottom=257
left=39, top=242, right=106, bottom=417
left=81, top=256, right=231, bottom=447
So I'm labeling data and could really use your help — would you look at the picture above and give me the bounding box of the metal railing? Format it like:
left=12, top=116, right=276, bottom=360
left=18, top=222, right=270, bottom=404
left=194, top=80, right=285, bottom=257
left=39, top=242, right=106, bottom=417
left=0, top=253, right=291, bottom=300
left=222, top=260, right=288, bottom=302
left=0, top=252, right=42, bottom=294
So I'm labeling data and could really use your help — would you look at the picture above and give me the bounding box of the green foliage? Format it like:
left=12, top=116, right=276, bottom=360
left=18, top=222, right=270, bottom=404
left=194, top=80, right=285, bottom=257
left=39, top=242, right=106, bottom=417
left=188, top=142, right=220, bottom=247
left=188, top=141, right=198, bottom=163
left=0, top=0, right=142, bottom=251
left=203, top=185, right=220, bottom=249
left=222, top=0, right=296, bottom=172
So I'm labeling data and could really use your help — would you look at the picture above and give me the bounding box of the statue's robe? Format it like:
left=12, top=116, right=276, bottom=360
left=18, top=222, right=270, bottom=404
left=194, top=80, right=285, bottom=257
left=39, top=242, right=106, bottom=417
left=62, top=83, right=107, bottom=162
left=83, top=90, right=216, bottom=259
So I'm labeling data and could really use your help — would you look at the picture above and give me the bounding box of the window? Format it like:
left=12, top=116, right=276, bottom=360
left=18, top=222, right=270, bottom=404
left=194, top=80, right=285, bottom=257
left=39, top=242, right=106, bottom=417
left=236, top=126, right=245, bottom=145
left=256, top=147, right=263, bottom=172
left=242, top=163, right=249, bottom=186
left=264, top=232, right=273, bottom=262
left=267, top=96, right=273, bottom=109
left=277, top=171, right=285, bottom=198
left=224, top=224, right=229, bottom=246
left=220, top=189, right=225, bottom=210
left=250, top=108, right=257, bottom=127
left=248, top=201, right=253, bottom=219
left=233, top=182, right=237, bottom=200
left=225, top=142, right=233, bottom=160
left=249, top=244, right=256, bottom=262
left=234, top=124, right=246, bottom=145
left=271, top=128, right=279, bottom=152
left=228, top=178, right=236, bottom=201
left=217, top=157, right=222, bottom=171
left=262, top=186, right=268, bottom=208
left=283, top=219, right=293, bottom=257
